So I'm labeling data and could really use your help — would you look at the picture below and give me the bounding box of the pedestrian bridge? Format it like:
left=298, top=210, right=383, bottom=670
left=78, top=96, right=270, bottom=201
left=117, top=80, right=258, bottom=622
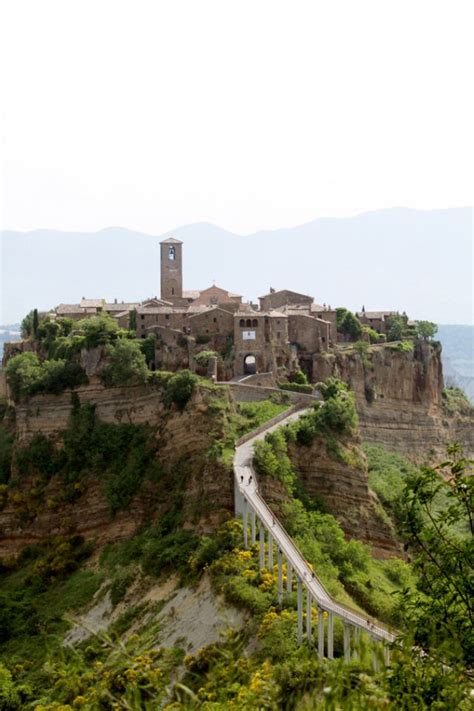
left=233, top=405, right=396, bottom=665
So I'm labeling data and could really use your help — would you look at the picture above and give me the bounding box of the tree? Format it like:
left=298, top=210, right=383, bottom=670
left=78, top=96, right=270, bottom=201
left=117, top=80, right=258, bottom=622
left=129, top=309, right=137, bottom=332
left=5, top=353, right=44, bottom=400
left=415, top=320, right=438, bottom=341
left=339, top=311, right=362, bottom=340
left=101, top=340, right=149, bottom=387
left=164, top=370, right=198, bottom=410
left=32, top=309, right=39, bottom=337
left=400, top=445, right=474, bottom=665
left=77, top=314, right=119, bottom=348
left=386, top=315, right=404, bottom=342
left=20, top=311, right=34, bottom=339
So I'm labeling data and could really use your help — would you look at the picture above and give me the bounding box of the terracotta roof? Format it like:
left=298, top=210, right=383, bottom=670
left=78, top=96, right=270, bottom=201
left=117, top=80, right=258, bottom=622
left=56, top=304, right=83, bottom=314
left=258, top=289, right=314, bottom=301
left=105, top=302, right=140, bottom=312
left=357, top=311, right=398, bottom=320
left=160, top=236, right=183, bottom=244
left=188, top=306, right=233, bottom=319
left=137, top=305, right=210, bottom=315
left=80, top=298, right=105, bottom=308
left=182, top=290, right=201, bottom=299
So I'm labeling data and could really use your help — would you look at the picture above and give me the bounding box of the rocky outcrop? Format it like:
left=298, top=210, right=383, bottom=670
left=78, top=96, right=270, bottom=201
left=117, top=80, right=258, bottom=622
left=312, top=343, right=474, bottom=458
left=288, top=437, right=399, bottom=558
left=0, top=384, right=234, bottom=558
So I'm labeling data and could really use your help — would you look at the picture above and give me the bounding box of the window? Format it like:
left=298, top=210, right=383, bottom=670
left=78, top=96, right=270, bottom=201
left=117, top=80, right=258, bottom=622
left=252, top=319, right=258, bottom=328
left=239, top=319, right=245, bottom=327
left=213, top=317, right=217, bottom=323
left=171, top=287, right=175, bottom=295
left=168, top=246, right=176, bottom=260
left=277, top=331, right=281, bottom=339
left=140, top=314, right=145, bottom=320
left=246, top=319, right=252, bottom=328
left=165, top=314, right=169, bottom=320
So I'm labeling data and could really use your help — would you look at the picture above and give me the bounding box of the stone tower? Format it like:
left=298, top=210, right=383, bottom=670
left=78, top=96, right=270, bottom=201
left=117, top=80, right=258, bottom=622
left=160, top=237, right=183, bottom=300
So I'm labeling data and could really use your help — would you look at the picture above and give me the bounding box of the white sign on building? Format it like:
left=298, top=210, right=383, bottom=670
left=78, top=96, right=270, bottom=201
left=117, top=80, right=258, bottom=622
left=242, top=330, right=256, bottom=340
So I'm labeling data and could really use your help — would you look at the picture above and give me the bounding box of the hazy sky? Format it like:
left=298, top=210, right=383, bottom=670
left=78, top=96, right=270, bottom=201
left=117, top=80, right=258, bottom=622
left=1, top=0, right=473, bottom=235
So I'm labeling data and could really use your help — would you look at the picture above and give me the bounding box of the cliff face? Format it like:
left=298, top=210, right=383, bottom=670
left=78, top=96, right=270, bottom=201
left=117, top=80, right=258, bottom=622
left=0, top=384, right=233, bottom=559
left=312, top=343, right=474, bottom=457
left=287, top=437, right=399, bottom=558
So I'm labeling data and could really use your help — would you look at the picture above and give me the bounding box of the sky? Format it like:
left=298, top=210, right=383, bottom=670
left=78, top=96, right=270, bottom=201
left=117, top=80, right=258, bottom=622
left=0, top=0, right=473, bottom=235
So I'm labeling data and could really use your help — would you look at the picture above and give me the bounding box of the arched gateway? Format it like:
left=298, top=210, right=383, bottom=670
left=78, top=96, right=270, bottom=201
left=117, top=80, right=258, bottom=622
left=243, top=354, right=257, bottom=375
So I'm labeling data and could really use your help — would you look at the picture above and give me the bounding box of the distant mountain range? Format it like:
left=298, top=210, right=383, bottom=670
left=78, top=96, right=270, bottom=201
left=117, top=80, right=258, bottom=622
left=1, top=207, right=472, bottom=325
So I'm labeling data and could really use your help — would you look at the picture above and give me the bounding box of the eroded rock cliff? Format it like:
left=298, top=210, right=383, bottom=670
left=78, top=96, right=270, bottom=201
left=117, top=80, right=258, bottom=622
left=0, top=383, right=234, bottom=558
left=312, top=342, right=473, bottom=457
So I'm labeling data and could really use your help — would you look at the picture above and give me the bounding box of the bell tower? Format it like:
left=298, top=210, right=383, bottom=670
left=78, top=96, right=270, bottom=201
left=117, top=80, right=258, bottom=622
left=160, top=237, right=183, bottom=300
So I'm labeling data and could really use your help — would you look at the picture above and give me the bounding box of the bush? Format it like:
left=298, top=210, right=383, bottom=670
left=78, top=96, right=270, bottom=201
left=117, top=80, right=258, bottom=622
left=194, top=350, right=218, bottom=367
left=278, top=383, right=313, bottom=394
left=289, top=370, right=308, bottom=385
left=195, top=334, right=211, bottom=345
left=442, top=387, right=474, bottom=416
left=5, top=353, right=88, bottom=400
left=139, top=334, right=156, bottom=365
left=296, top=379, right=358, bottom=445
left=101, top=339, right=149, bottom=387
left=163, top=370, right=198, bottom=410
left=77, top=314, right=120, bottom=348
left=386, top=340, right=413, bottom=352
left=5, top=353, right=44, bottom=400
left=362, top=326, right=384, bottom=343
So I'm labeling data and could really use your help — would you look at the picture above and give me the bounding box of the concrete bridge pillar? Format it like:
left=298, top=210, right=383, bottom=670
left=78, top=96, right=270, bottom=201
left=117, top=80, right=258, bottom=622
left=383, top=644, right=391, bottom=667
left=251, top=509, right=256, bottom=545
left=353, top=627, right=360, bottom=661
left=277, top=548, right=283, bottom=604
left=267, top=532, right=273, bottom=570
left=318, top=607, right=325, bottom=659
left=372, top=639, right=380, bottom=671
left=297, top=578, right=303, bottom=644
left=286, top=561, right=293, bottom=592
left=327, top=612, right=334, bottom=659
left=259, top=522, right=265, bottom=570
left=242, top=498, right=248, bottom=549
left=343, top=623, right=351, bottom=662
left=306, top=589, right=312, bottom=641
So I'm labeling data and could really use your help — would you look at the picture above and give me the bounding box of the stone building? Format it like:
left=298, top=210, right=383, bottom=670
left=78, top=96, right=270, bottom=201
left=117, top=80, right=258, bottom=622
left=356, top=310, right=407, bottom=335
left=259, top=288, right=314, bottom=312
left=233, top=310, right=292, bottom=376
left=39, top=236, right=408, bottom=382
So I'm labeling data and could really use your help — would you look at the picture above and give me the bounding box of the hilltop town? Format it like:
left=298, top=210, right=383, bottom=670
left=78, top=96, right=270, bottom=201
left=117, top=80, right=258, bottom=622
left=30, top=236, right=415, bottom=383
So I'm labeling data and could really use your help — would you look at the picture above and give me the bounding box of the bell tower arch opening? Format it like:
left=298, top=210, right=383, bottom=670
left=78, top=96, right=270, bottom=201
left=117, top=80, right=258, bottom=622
left=160, top=237, right=183, bottom=301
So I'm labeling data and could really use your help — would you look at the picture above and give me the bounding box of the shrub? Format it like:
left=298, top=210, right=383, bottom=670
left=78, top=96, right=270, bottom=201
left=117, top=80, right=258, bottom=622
left=278, top=383, right=313, bottom=394
left=163, top=370, right=198, bottom=410
left=362, top=325, right=384, bottom=343
left=77, top=314, right=120, bottom=348
left=296, top=378, right=358, bottom=445
left=289, top=370, right=308, bottom=385
left=195, top=334, right=211, bottom=345
left=386, top=315, right=404, bottom=342
left=5, top=353, right=88, bottom=400
left=140, top=334, right=156, bottom=365
left=386, top=340, right=413, bottom=352
left=194, top=350, right=219, bottom=367
left=442, top=387, right=474, bottom=416
left=101, top=339, right=149, bottom=387
left=5, top=353, right=44, bottom=400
